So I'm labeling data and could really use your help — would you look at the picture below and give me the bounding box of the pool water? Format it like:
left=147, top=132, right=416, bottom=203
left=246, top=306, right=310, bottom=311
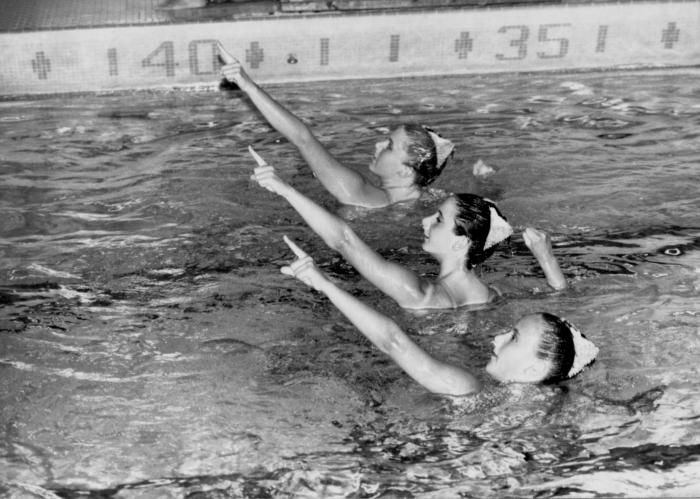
left=1, top=70, right=699, bottom=498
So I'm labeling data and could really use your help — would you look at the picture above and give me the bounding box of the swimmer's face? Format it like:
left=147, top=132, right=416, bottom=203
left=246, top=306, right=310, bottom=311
left=486, top=315, right=552, bottom=384
left=421, top=196, right=468, bottom=257
left=370, top=127, right=412, bottom=179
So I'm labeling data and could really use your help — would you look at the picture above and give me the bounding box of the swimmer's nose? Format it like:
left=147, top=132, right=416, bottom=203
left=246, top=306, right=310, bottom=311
left=492, top=333, right=507, bottom=352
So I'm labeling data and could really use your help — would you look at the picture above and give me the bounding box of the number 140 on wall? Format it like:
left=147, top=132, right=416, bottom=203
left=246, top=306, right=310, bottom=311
left=133, top=40, right=223, bottom=78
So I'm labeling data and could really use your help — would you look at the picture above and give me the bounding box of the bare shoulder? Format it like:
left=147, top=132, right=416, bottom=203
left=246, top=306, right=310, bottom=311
left=346, top=182, right=393, bottom=208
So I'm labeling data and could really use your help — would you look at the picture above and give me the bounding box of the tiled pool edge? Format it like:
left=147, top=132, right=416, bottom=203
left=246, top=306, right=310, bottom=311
left=1, top=1, right=699, bottom=97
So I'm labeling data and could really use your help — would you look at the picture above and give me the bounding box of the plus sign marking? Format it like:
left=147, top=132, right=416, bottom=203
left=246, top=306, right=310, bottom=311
left=455, top=32, right=474, bottom=59
left=32, top=51, right=51, bottom=80
left=246, top=42, right=264, bottom=69
left=661, top=22, right=680, bottom=49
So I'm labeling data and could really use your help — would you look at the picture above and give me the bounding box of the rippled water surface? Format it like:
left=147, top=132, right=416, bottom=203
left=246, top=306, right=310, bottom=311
left=1, top=71, right=699, bottom=498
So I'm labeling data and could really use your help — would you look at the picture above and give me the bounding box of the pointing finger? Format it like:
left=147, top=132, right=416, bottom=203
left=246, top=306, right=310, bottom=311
left=248, top=145, right=268, bottom=167
left=283, top=235, right=308, bottom=258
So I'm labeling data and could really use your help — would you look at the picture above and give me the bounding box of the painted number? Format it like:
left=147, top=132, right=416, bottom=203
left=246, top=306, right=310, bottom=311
left=189, top=39, right=220, bottom=75
left=537, top=24, right=571, bottom=59
left=496, top=25, right=529, bottom=60
left=107, top=48, right=118, bottom=76
left=496, top=25, right=572, bottom=61
left=142, top=41, right=177, bottom=77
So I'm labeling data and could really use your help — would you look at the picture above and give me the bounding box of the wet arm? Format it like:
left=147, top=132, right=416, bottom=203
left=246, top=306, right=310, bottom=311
left=235, top=77, right=387, bottom=206
left=277, top=184, right=436, bottom=307
left=537, top=252, right=567, bottom=290
left=317, top=277, right=481, bottom=396
left=523, top=228, right=567, bottom=290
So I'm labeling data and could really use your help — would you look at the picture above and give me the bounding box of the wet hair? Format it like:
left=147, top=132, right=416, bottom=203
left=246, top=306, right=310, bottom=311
left=452, top=193, right=509, bottom=268
left=536, top=313, right=576, bottom=383
left=401, top=124, right=442, bottom=187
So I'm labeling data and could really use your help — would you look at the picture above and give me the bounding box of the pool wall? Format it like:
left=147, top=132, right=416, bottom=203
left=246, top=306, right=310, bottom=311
left=1, top=1, right=699, bottom=96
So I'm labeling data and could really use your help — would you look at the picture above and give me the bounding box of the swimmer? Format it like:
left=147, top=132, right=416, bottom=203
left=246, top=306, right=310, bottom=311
left=280, top=236, right=597, bottom=396
left=250, top=148, right=566, bottom=309
left=218, top=43, right=455, bottom=208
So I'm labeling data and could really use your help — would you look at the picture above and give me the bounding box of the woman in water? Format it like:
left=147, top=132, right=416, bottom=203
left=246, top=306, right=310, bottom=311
left=279, top=236, right=597, bottom=396
left=250, top=150, right=567, bottom=309
left=218, top=43, right=455, bottom=208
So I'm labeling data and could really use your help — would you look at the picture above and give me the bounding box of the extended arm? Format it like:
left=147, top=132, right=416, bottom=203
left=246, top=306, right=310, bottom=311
left=281, top=237, right=481, bottom=396
left=252, top=162, right=435, bottom=308
left=523, top=227, right=567, bottom=291
left=219, top=44, right=388, bottom=207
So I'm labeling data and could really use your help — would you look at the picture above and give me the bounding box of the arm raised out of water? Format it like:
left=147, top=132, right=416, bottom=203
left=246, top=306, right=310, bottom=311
left=281, top=236, right=481, bottom=396
left=218, top=43, right=388, bottom=208
left=523, top=227, right=567, bottom=291
left=250, top=147, right=435, bottom=309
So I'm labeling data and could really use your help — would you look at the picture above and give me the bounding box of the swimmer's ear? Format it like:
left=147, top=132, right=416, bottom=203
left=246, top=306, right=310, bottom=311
left=451, top=235, right=470, bottom=253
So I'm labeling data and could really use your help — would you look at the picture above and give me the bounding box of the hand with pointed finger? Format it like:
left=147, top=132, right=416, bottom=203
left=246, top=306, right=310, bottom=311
left=251, top=165, right=290, bottom=196
left=280, top=236, right=329, bottom=291
left=217, top=42, right=253, bottom=89
left=248, top=146, right=290, bottom=196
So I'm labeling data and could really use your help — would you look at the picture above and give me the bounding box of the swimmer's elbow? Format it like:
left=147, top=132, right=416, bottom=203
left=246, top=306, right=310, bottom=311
left=293, top=125, right=318, bottom=150
left=328, top=223, right=359, bottom=254
left=450, top=370, right=482, bottom=395
left=442, top=378, right=481, bottom=397
left=375, top=324, right=409, bottom=357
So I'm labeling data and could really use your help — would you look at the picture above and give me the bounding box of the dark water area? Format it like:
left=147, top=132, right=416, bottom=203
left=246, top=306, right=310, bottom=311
left=0, top=71, right=699, bottom=498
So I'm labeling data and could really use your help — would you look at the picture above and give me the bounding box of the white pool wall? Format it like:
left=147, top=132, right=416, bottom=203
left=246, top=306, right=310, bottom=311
left=1, top=1, right=699, bottom=96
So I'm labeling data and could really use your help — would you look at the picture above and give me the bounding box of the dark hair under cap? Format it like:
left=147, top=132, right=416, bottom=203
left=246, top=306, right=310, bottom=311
left=402, top=124, right=442, bottom=187
left=452, top=194, right=510, bottom=268
left=537, top=312, right=576, bottom=384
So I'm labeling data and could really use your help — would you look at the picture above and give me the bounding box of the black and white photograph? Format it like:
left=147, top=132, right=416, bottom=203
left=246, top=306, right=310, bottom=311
left=1, top=0, right=699, bottom=497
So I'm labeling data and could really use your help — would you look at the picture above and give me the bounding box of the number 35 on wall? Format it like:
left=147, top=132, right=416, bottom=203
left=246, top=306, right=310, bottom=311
left=496, top=24, right=572, bottom=61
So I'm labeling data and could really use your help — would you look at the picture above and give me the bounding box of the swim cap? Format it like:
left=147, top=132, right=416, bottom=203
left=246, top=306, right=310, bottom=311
left=562, top=319, right=599, bottom=378
left=483, top=203, right=513, bottom=250
left=426, top=129, right=455, bottom=171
